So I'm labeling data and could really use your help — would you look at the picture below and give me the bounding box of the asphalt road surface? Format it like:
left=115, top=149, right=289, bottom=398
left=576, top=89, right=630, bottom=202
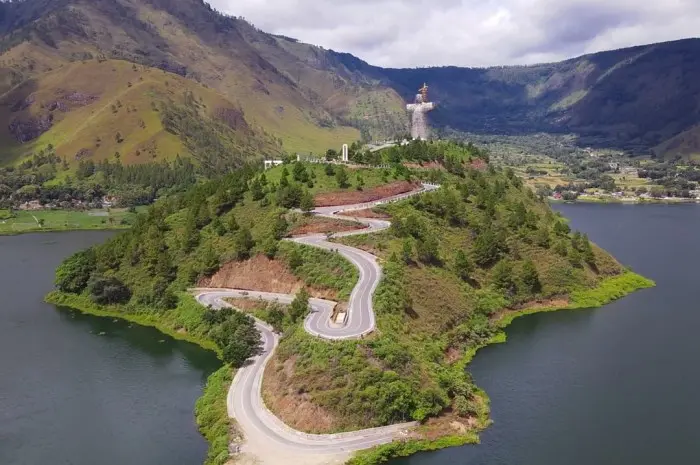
left=193, top=184, right=438, bottom=464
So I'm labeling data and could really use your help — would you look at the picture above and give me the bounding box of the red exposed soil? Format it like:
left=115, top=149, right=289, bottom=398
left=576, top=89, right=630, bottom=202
left=469, top=159, right=488, bottom=171
left=313, top=181, right=419, bottom=207
left=262, top=356, right=340, bottom=433
left=404, top=161, right=445, bottom=170
left=289, top=216, right=365, bottom=236
left=197, top=254, right=338, bottom=300
left=346, top=208, right=391, bottom=219
left=491, top=297, right=570, bottom=321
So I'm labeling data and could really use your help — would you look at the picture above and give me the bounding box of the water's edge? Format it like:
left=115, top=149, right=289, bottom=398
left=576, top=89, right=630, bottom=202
left=45, top=292, right=233, bottom=465
left=45, top=271, right=653, bottom=465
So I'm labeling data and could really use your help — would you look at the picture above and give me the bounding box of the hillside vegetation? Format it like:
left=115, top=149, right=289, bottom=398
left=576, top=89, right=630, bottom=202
left=46, top=142, right=652, bottom=465
left=0, top=59, right=278, bottom=169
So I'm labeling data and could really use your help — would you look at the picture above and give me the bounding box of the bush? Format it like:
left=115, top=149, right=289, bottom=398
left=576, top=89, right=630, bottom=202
left=55, top=249, right=96, bottom=293
left=87, top=275, right=131, bottom=305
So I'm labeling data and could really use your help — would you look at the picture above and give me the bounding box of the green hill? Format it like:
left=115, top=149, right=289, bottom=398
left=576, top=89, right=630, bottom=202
left=46, top=142, right=652, bottom=463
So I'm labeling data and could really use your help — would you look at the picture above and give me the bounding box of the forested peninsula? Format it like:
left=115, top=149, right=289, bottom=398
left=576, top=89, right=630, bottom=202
left=46, top=141, right=653, bottom=465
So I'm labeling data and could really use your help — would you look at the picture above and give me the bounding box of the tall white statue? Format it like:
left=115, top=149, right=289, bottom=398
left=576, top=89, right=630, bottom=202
left=406, top=83, right=435, bottom=140
left=342, top=144, right=349, bottom=162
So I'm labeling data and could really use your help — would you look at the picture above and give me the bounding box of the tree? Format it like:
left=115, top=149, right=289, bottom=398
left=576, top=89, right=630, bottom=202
left=261, top=237, right=279, bottom=259
left=300, top=189, right=315, bottom=213
left=416, top=236, right=440, bottom=264
left=292, top=162, right=309, bottom=183
left=473, top=228, right=503, bottom=266
left=210, top=216, right=225, bottom=236
left=581, top=234, right=596, bottom=264
left=454, top=250, right=473, bottom=281
left=250, top=178, right=265, bottom=201
left=324, top=163, right=336, bottom=176
left=335, top=165, right=349, bottom=188
left=325, top=149, right=338, bottom=161
left=492, top=260, right=515, bottom=293
left=233, top=226, right=254, bottom=260
left=289, top=288, right=310, bottom=323
left=401, top=238, right=413, bottom=264
left=287, top=247, right=303, bottom=270
left=55, top=249, right=96, bottom=293
left=87, top=275, right=132, bottom=305
left=227, top=214, right=239, bottom=233
left=356, top=173, right=365, bottom=191
left=520, top=259, right=541, bottom=294
left=37, top=218, right=45, bottom=228
left=568, top=247, right=583, bottom=268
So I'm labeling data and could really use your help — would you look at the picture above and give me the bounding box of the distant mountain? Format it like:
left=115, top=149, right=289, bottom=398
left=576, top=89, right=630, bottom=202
left=0, top=0, right=696, bottom=166
left=0, top=0, right=408, bottom=167
left=330, top=38, right=700, bottom=159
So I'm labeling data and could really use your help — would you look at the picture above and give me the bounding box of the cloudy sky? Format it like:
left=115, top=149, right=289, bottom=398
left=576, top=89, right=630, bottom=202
left=208, top=0, right=699, bottom=68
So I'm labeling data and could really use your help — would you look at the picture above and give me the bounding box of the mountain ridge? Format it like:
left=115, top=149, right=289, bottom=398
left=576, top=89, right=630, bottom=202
left=0, top=0, right=697, bottom=164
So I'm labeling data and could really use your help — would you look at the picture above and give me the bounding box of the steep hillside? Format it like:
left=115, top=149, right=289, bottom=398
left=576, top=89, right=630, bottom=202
left=333, top=39, right=700, bottom=157
left=0, top=59, right=279, bottom=169
left=0, top=0, right=406, bottom=163
left=0, top=0, right=696, bottom=163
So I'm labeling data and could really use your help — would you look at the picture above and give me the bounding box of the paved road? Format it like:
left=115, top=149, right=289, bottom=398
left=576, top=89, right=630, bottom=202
left=193, top=183, right=439, bottom=462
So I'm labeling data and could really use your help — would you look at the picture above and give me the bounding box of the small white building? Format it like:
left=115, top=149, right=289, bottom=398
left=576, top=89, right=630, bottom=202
left=263, top=160, right=284, bottom=170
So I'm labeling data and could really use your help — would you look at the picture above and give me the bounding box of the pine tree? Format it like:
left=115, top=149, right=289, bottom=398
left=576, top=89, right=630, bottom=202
left=233, top=226, right=254, bottom=260
left=581, top=234, right=596, bottom=264
left=335, top=165, right=349, bottom=188
left=300, top=189, right=315, bottom=213
left=454, top=250, right=473, bottom=281
left=289, top=288, right=310, bottom=323
left=492, top=259, right=515, bottom=293
left=521, top=259, right=541, bottom=294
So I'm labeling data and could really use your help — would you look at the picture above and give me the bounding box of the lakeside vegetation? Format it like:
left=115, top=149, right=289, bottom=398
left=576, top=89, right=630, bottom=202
left=45, top=140, right=654, bottom=465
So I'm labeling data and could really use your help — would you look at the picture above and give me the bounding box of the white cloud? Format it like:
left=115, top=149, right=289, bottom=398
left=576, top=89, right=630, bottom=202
left=208, top=0, right=700, bottom=67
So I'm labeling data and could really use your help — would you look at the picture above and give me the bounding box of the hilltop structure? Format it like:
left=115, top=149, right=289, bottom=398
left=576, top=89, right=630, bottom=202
left=406, top=83, right=435, bottom=140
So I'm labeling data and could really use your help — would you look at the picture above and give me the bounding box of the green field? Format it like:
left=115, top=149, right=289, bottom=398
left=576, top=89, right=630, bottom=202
left=262, top=163, right=394, bottom=194
left=0, top=208, right=145, bottom=234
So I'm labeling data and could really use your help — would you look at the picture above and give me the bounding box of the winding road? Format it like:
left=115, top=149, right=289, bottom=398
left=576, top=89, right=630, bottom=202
left=194, top=183, right=438, bottom=465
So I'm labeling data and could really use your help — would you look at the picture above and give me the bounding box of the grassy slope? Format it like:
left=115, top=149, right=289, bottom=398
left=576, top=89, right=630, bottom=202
left=0, top=0, right=363, bottom=161
left=0, top=207, right=144, bottom=234
left=0, top=59, right=274, bottom=167
left=262, top=162, right=393, bottom=194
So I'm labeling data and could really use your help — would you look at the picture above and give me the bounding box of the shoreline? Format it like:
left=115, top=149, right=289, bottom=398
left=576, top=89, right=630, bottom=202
left=0, top=225, right=130, bottom=236
left=550, top=197, right=700, bottom=205
left=46, top=271, right=654, bottom=465
left=45, top=292, right=233, bottom=465
left=348, top=270, right=655, bottom=465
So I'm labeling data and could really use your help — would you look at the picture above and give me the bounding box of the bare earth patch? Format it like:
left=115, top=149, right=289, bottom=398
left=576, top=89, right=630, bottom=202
left=262, top=356, right=341, bottom=433
left=491, top=297, right=571, bottom=321
left=314, top=181, right=419, bottom=207
left=289, top=216, right=366, bottom=236
left=224, top=297, right=271, bottom=312
left=404, top=161, right=445, bottom=170
left=345, top=208, right=391, bottom=219
left=197, top=255, right=338, bottom=300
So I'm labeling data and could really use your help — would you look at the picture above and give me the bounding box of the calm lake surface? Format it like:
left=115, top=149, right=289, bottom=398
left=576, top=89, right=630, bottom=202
left=0, top=231, right=220, bottom=465
left=392, top=203, right=700, bottom=465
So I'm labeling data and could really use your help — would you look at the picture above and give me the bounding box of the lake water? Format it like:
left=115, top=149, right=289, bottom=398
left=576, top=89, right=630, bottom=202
left=391, top=203, right=700, bottom=465
left=0, top=232, right=220, bottom=465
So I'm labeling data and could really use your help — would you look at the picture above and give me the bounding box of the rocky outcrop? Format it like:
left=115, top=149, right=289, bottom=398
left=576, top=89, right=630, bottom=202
left=8, top=114, right=53, bottom=143
left=215, top=107, right=250, bottom=132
